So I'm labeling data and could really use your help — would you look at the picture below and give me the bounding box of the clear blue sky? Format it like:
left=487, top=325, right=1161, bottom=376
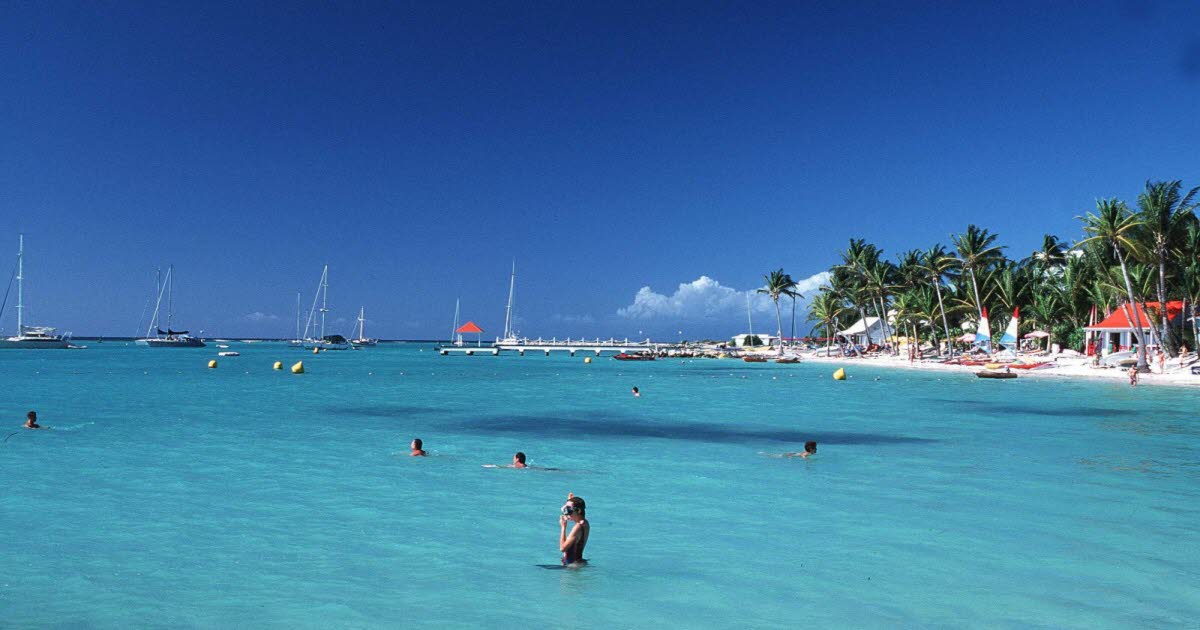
left=1, top=2, right=1197, bottom=339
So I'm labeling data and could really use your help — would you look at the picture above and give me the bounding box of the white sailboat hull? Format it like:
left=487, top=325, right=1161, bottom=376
left=0, top=337, right=70, bottom=349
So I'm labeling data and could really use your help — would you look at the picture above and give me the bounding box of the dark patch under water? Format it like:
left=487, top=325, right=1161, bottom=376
left=457, top=413, right=937, bottom=446
left=329, top=404, right=446, bottom=417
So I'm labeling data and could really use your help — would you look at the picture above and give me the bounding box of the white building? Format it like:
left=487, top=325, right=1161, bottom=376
left=836, top=317, right=887, bottom=347
left=731, top=333, right=778, bottom=348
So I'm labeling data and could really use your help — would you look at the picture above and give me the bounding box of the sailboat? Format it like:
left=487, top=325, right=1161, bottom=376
left=351, top=307, right=377, bottom=347
left=0, top=235, right=70, bottom=349
left=300, top=265, right=349, bottom=350
left=135, top=265, right=206, bottom=347
left=288, top=292, right=304, bottom=347
left=496, top=261, right=519, bottom=344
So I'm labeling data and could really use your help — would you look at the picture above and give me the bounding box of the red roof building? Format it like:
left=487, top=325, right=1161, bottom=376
left=1085, top=301, right=1184, bottom=331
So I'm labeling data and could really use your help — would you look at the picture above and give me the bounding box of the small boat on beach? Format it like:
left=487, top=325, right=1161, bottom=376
left=743, top=355, right=768, bottom=363
left=614, top=352, right=655, bottom=361
left=976, top=370, right=1018, bottom=379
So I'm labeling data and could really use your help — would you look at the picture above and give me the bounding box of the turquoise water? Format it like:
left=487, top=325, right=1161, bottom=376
left=2, top=344, right=1198, bottom=628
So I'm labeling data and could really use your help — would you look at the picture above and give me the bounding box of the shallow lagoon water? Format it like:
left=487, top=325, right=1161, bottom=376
left=2, top=344, right=1198, bottom=627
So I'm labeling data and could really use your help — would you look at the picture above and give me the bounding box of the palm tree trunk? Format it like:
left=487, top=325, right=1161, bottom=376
left=1115, top=248, right=1149, bottom=371
left=933, top=280, right=952, bottom=358
left=1157, top=256, right=1176, bottom=356
left=968, top=266, right=987, bottom=351
left=774, top=298, right=784, bottom=357
left=859, top=303, right=872, bottom=347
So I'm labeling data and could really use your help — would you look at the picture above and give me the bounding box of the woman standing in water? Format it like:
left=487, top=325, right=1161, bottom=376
left=559, top=493, right=589, bottom=567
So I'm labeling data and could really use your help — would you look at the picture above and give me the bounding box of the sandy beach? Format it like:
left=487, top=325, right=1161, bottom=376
left=800, top=349, right=1200, bottom=388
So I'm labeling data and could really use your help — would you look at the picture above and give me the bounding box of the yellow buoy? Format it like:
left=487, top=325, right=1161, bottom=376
left=833, top=367, right=846, bottom=381
left=584, top=357, right=592, bottom=364
left=208, top=360, right=218, bottom=369
left=273, top=361, right=283, bottom=370
left=291, top=361, right=305, bottom=374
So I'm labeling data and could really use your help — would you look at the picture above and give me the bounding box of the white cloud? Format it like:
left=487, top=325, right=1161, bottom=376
left=244, top=312, right=279, bottom=322
left=550, top=313, right=596, bottom=324
left=617, top=272, right=829, bottom=320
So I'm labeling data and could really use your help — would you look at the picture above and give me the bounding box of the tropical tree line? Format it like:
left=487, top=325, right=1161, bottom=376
left=792, top=179, right=1200, bottom=371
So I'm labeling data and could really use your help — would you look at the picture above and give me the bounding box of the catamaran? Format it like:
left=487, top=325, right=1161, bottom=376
left=300, top=265, right=349, bottom=350
left=135, top=265, right=206, bottom=347
left=350, top=307, right=377, bottom=347
left=0, top=235, right=70, bottom=349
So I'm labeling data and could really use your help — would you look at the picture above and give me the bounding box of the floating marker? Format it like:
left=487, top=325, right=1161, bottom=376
left=584, top=357, right=592, bottom=364
left=833, top=368, right=846, bottom=381
left=208, top=360, right=218, bottom=369
left=291, top=361, right=305, bottom=374
left=273, top=361, right=283, bottom=370
left=312, top=347, right=320, bottom=354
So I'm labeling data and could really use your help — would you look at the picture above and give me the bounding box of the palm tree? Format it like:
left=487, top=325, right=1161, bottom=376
left=1136, top=179, right=1198, bottom=356
left=838, top=239, right=878, bottom=347
left=1080, top=198, right=1150, bottom=371
left=807, top=289, right=845, bottom=356
left=952, top=225, right=1005, bottom=349
left=758, top=269, right=800, bottom=356
left=919, top=245, right=956, bottom=356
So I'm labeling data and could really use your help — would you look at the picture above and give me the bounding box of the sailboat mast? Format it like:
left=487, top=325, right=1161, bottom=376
left=15, top=235, right=23, bottom=332
left=358, top=306, right=365, bottom=340
left=502, top=260, right=515, bottom=339
left=295, top=292, right=301, bottom=340
left=146, top=268, right=166, bottom=338
left=746, top=293, right=754, bottom=336
left=166, top=265, right=174, bottom=333
left=319, top=265, right=329, bottom=339
left=451, top=298, right=460, bottom=344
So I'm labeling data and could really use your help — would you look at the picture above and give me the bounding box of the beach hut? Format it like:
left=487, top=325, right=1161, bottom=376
left=455, top=321, right=485, bottom=347
left=1084, top=301, right=1186, bottom=354
left=837, top=317, right=886, bottom=348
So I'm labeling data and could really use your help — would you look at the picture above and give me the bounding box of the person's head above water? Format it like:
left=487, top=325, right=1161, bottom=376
left=562, top=495, right=586, bottom=520
left=513, top=451, right=527, bottom=467
left=410, top=438, right=426, bottom=456
left=24, top=411, right=39, bottom=428
left=805, top=441, right=817, bottom=455
left=632, top=386, right=640, bottom=396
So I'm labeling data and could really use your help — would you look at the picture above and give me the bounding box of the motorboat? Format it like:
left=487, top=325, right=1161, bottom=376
left=614, top=352, right=655, bottom=361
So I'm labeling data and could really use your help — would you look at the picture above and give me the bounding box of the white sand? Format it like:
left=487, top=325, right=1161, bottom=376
left=800, top=350, right=1200, bottom=388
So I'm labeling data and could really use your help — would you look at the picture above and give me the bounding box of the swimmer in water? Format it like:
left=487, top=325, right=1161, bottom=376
left=24, top=411, right=42, bottom=430
left=632, top=386, right=640, bottom=397
left=785, top=441, right=817, bottom=458
left=513, top=451, right=527, bottom=468
left=410, top=438, right=427, bottom=457
left=559, top=493, right=589, bottom=567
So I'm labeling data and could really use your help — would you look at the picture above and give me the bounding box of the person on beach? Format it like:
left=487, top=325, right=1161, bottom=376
left=410, top=438, right=427, bottom=457
left=785, top=441, right=817, bottom=458
left=1128, top=367, right=1139, bottom=386
left=632, top=386, right=640, bottom=397
left=1157, top=350, right=1165, bottom=374
left=559, top=493, right=589, bottom=567
left=1182, top=345, right=1189, bottom=369
left=24, top=411, right=42, bottom=429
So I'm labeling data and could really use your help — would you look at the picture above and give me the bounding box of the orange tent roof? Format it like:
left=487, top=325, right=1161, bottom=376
left=455, top=321, right=484, bottom=334
left=1086, top=301, right=1184, bottom=331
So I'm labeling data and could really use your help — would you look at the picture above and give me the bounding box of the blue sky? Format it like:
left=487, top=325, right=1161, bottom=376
left=1, top=2, right=1198, bottom=339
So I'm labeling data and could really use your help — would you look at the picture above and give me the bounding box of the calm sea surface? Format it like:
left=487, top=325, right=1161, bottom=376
left=2, top=343, right=1198, bottom=628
